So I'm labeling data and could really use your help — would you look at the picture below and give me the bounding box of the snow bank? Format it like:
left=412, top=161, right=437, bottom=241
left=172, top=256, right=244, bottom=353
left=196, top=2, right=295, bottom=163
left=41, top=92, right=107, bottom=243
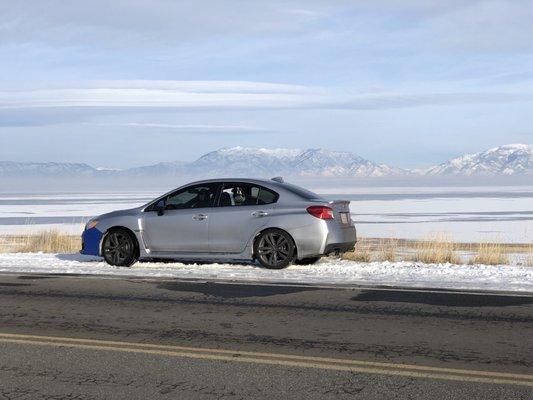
left=0, top=253, right=531, bottom=293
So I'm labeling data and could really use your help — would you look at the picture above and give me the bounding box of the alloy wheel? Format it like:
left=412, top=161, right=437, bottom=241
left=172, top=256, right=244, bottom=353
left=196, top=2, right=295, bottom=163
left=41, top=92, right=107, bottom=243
left=103, top=231, right=134, bottom=266
left=256, top=230, right=294, bottom=268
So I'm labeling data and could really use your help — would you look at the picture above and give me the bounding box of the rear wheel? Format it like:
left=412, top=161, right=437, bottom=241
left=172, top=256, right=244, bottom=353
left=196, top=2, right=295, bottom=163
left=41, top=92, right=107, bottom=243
left=294, top=257, right=321, bottom=265
left=254, top=229, right=296, bottom=269
left=102, top=228, right=138, bottom=267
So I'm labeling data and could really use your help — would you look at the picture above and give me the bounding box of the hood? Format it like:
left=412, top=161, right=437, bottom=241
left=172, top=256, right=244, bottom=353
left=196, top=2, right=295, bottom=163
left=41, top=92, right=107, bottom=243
left=98, top=207, right=141, bottom=220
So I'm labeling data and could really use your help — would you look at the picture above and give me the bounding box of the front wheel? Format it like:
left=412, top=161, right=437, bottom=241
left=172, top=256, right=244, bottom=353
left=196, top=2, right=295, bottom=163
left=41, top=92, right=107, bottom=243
left=254, top=229, right=296, bottom=269
left=102, top=229, right=138, bottom=267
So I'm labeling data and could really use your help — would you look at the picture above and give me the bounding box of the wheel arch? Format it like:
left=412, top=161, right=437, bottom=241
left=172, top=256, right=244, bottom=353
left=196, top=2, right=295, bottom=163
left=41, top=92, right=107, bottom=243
left=252, top=227, right=298, bottom=260
left=100, top=226, right=140, bottom=258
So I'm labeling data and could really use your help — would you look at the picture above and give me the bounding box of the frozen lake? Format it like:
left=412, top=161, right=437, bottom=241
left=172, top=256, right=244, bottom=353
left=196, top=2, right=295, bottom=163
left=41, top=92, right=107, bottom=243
left=0, top=186, right=532, bottom=243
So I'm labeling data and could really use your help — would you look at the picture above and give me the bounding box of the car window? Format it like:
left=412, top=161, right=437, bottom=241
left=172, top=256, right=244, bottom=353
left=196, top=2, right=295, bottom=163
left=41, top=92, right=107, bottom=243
left=165, top=183, right=219, bottom=210
left=218, top=183, right=278, bottom=207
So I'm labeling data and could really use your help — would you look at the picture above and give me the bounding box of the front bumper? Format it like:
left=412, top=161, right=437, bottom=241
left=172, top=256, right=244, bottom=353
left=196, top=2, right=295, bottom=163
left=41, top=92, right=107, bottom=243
left=80, top=227, right=103, bottom=256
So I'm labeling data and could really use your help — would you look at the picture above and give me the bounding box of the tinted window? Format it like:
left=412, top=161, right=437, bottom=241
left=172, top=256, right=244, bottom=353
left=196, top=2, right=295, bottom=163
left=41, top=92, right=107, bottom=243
left=280, top=183, right=323, bottom=200
left=163, top=183, right=219, bottom=210
left=218, top=183, right=278, bottom=206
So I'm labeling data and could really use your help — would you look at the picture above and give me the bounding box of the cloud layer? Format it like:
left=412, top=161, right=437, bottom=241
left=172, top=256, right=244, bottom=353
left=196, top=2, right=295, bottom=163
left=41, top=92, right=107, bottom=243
left=1, top=81, right=532, bottom=116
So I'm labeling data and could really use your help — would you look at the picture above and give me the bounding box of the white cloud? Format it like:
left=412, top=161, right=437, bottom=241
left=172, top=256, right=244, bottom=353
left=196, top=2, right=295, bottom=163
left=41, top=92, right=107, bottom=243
left=1, top=80, right=532, bottom=113
left=87, top=122, right=266, bottom=134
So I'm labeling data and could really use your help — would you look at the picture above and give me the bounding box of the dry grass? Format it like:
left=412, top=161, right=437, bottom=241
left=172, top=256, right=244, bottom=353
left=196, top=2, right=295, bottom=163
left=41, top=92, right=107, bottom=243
left=0, top=230, right=81, bottom=253
left=470, top=242, right=509, bottom=265
left=377, top=238, right=397, bottom=262
left=412, top=233, right=461, bottom=264
left=342, top=241, right=372, bottom=262
left=526, top=246, right=533, bottom=267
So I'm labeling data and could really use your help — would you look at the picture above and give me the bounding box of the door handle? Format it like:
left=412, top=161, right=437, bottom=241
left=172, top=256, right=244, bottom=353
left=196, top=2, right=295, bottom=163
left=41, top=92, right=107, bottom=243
left=193, top=214, right=208, bottom=221
left=252, top=211, right=269, bottom=217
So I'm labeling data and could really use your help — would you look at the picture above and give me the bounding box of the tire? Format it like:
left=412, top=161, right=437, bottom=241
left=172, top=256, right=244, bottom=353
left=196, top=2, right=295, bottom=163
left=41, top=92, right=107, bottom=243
left=102, top=228, right=138, bottom=267
left=294, top=257, right=321, bottom=265
left=254, top=228, right=296, bottom=269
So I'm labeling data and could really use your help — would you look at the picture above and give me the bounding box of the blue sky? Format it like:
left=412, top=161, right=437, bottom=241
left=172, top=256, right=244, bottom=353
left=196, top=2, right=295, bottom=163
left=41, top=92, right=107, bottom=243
left=1, top=0, right=532, bottom=168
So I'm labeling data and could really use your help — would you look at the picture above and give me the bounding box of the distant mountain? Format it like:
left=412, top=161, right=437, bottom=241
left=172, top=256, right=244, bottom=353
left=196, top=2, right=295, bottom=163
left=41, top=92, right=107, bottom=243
left=184, top=147, right=401, bottom=177
left=125, top=161, right=186, bottom=176
left=1, top=144, right=531, bottom=180
left=0, top=161, right=96, bottom=177
left=425, top=144, right=532, bottom=176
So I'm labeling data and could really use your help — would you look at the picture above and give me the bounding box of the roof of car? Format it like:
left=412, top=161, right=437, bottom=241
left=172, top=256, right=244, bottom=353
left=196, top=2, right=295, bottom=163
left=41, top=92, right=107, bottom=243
left=184, top=178, right=281, bottom=186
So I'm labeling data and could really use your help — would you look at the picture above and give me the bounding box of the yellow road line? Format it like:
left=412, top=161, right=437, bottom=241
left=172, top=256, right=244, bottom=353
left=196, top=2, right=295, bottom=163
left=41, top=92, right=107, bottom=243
left=0, top=332, right=531, bottom=387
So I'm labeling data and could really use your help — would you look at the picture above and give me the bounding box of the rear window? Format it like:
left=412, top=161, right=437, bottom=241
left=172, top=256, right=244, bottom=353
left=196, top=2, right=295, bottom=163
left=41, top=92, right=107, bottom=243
left=218, top=183, right=279, bottom=206
left=280, top=183, right=323, bottom=200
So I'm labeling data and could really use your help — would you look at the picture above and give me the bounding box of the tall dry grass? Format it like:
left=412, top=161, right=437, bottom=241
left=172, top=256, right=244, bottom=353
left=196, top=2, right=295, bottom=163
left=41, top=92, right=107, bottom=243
left=0, top=230, right=81, bottom=253
left=526, top=246, right=533, bottom=267
left=377, top=238, right=397, bottom=262
left=470, top=242, right=509, bottom=265
left=412, top=233, right=461, bottom=264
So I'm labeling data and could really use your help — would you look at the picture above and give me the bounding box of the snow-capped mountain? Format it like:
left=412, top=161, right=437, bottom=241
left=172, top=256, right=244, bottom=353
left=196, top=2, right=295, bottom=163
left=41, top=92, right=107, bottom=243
left=291, top=148, right=403, bottom=177
left=1, top=144, right=531, bottom=180
left=186, top=147, right=301, bottom=176
left=185, top=147, right=400, bottom=177
left=426, top=144, right=532, bottom=176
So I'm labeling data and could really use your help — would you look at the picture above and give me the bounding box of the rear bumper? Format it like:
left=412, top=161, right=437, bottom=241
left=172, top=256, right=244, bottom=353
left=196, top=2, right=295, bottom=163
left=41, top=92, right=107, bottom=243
left=80, top=227, right=103, bottom=256
left=324, top=241, right=356, bottom=255
left=324, top=225, right=357, bottom=255
left=323, top=224, right=357, bottom=255
left=289, top=220, right=357, bottom=258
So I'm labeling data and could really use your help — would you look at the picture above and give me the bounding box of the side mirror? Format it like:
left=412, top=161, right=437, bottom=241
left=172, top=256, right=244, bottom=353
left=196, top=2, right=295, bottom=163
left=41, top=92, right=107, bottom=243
left=155, top=199, right=166, bottom=216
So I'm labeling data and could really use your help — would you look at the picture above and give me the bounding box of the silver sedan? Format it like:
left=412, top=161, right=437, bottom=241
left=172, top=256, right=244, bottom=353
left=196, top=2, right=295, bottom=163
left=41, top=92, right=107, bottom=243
left=81, top=178, right=357, bottom=269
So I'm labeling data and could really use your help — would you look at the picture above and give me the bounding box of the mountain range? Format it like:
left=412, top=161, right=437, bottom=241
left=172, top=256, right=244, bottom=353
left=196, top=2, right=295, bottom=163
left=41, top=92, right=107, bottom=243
left=1, top=144, right=531, bottom=179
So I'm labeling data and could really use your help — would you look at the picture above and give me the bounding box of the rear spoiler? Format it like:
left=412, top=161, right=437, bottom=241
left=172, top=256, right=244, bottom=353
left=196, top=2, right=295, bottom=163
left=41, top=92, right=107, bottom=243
left=328, top=200, right=351, bottom=211
left=328, top=200, right=350, bottom=206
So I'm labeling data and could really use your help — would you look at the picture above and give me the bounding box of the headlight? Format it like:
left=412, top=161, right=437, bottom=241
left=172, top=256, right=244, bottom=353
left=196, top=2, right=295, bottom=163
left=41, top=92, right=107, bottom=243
left=85, top=219, right=99, bottom=230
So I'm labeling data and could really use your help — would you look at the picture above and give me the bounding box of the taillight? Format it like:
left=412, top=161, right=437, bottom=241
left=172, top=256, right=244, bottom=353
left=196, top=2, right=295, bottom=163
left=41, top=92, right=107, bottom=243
left=307, top=205, right=334, bottom=219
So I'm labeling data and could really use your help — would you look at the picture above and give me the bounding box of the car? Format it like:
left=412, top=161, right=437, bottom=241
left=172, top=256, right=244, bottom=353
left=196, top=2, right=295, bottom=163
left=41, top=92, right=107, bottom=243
left=81, top=178, right=357, bottom=269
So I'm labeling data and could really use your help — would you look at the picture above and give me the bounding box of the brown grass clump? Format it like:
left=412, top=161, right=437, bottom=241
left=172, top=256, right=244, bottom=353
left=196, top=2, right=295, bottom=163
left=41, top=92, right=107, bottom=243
left=1, top=230, right=81, bottom=253
left=377, top=238, right=397, bottom=262
left=470, top=242, right=509, bottom=265
left=412, top=233, right=460, bottom=264
left=342, top=242, right=372, bottom=262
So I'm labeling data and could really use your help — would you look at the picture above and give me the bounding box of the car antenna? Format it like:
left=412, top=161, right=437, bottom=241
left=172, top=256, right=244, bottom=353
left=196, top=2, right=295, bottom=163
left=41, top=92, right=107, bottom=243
left=271, top=176, right=284, bottom=183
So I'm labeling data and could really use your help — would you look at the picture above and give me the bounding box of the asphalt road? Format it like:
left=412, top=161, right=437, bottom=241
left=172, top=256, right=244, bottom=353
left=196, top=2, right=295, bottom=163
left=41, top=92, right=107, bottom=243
left=0, top=273, right=532, bottom=400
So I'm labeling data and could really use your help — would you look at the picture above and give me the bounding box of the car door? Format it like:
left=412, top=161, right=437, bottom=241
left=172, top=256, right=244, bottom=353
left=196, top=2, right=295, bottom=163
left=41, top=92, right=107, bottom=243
left=208, top=182, right=278, bottom=253
left=141, top=183, right=220, bottom=253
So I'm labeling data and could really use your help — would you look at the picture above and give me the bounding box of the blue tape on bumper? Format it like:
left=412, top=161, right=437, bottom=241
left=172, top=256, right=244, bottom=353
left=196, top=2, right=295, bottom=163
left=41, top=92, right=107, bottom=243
left=80, top=227, right=103, bottom=256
